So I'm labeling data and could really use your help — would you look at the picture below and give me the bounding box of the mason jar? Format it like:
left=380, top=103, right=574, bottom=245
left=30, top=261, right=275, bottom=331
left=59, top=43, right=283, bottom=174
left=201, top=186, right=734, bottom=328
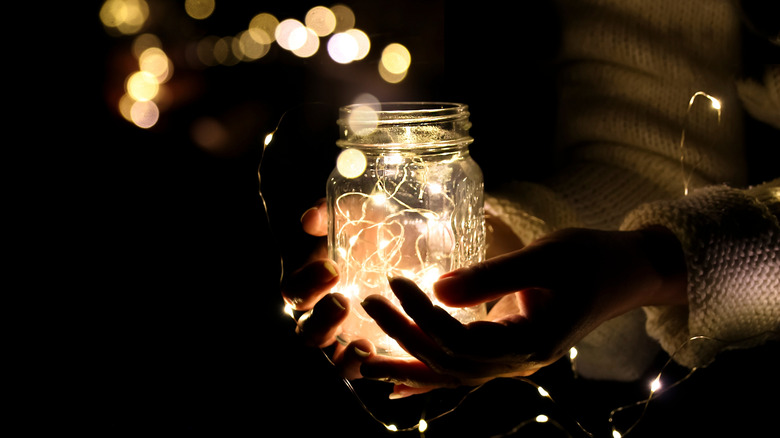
left=327, top=102, right=486, bottom=356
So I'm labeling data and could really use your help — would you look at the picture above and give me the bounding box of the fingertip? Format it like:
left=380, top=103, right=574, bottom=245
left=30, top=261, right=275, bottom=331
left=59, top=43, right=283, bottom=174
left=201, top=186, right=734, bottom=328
left=301, top=204, right=328, bottom=236
left=432, top=275, right=469, bottom=306
left=338, top=339, right=376, bottom=379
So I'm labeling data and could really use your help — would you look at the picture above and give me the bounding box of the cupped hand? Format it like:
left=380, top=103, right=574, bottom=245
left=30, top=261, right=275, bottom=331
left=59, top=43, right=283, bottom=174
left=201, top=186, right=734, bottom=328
left=280, top=199, right=382, bottom=379
left=359, top=227, right=688, bottom=396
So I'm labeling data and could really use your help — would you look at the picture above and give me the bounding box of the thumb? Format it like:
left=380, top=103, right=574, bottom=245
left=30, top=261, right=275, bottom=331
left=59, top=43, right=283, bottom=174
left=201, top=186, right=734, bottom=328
left=433, top=245, right=553, bottom=307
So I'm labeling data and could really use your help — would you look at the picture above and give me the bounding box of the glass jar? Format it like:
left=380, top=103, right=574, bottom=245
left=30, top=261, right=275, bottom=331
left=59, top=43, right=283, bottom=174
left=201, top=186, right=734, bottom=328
left=327, top=102, right=486, bottom=356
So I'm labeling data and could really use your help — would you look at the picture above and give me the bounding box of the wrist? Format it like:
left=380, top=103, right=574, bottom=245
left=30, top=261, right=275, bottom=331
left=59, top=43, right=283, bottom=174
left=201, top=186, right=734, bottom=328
left=636, top=226, right=688, bottom=307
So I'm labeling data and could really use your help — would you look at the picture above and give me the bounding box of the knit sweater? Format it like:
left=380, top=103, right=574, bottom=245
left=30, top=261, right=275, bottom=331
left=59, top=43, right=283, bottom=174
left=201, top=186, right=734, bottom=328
left=485, top=0, right=780, bottom=380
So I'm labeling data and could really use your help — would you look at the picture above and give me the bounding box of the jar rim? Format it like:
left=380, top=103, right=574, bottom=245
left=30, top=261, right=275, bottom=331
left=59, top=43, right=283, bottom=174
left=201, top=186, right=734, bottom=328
left=338, top=101, right=469, bottom=125
left=337, top=101, right=472, bottom=148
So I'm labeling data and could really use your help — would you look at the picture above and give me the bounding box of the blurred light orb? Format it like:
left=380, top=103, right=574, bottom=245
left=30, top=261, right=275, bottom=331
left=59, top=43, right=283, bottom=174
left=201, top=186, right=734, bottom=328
left=130, top=100, right=159, bottom=128
left=131, top=33, right=162, bottom=58
left=378, top=61, right=407, bottom=83
left=306, top=6, right=337, bottom=37
left=196, top=36, right=219, bottom=66
left=213, top=36, right=240, bottom=65
left=351, top=93, right=380, bottom=108
left=100, top=0, right=150, bottom=35
left=292, top=27, right=320, bottom=58
left=118, top=93, right=136, bottom=122
left=330, top=4, right=355, bottom=32
left=346, top=28, right=370, bottom=60
left=191, top=117, right=230, bottom=153
left=138, top=47, right=172, bottom=83
left=336, top=148, right=367, bottom=179
left=238, top=30, right=271, bottom=60
left=249, top=13, right=279, bottom=44
left=184, top=0, right=215, bottom=20
left=347, top=105, right=380, bottom=136
left=327, top=32, right=359, bottom=64
left=276, top=19, right=305, bottom=51
left=381, top=43, right=411, bottom=74
left=126, top=70, right=159, bottom=101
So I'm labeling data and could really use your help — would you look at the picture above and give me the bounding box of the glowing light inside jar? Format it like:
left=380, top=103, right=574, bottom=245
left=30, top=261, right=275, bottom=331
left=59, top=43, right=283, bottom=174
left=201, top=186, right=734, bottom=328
left=329, top=103, right=485, bottom=356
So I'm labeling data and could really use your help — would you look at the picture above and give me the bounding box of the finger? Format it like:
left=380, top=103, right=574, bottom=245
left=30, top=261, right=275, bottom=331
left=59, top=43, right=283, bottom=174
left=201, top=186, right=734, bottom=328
left=301, top=199, right=328, bottom=237
left=281, top=259, right=339, bottom=310
left=296, top=293, right=350, bottom=348
left=360, top=295, right=447, bottom=368
left=389, top=384, right=438, bottom=399
left=332, top=339, right=376, bottom=380
left=433, top=244, right=556, bottom=307
left=360, top=354, right=461, bottom=389
left=387, top=277, right=468, bottom=352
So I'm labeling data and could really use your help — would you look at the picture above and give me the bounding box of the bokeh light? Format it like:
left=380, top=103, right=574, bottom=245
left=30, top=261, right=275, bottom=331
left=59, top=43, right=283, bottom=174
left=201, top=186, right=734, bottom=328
left=379, top=43, right=410, bottom=83
left=105, top=2, right=416, bottom=130
left=305, top=6, right=337, bottom=37
left=248, top=12, right=279, bottom=44
left=275, top=19, right=305, bottom=51
left=184, top=0, right=215, bottom=20
left=126, top=70, right=159, bottom=102
left=381, top=43, right=411, bottom=74
left=328, top=32, right=359, bottom=64
left=291, top=27, right=320, bottom=58
left=100, top=0, right=150, bottom=35
left=130, top=100, right=159, bottom=128
left=138, top=47, right=173, bottom=83
left=330, top=4, right=355, bottom=32
left=346, top=29, right=370, bottom=60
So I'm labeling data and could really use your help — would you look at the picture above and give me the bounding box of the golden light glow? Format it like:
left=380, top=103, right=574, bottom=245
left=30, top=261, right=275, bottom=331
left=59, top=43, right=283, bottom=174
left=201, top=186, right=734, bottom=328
left=347, top=105, right=380, bottom=135
left=569, top=346, right=578, bottom=360
left=291, top=26, right=320, bottom=58
left=305, top=6, right=337, bottom=37
left=126, top=71, right=159, bottom=102
left=100, top=0, right=150, bottom=35
left=381, top=43, right=411, bottom=74
left=138, top=47, right=172, bottom=83
left=537, top=386, right=550, bottom=398
left=130, top=100, right=159, bottom=128
left=249, top=13, right=279, bottom=44
left=237, top=29, right=271, bottom=60
left=385, top=424, right=398, bottom=432
left=131, top=33, right=162, bottom=58
left=118, top=93, right=135, bottom=122
left=213, top=36, right=240, bottom=66
left=184, top=0, right=215, bottom=20
left=346, top=29, right=370, bottom=60
left=328, top=32, right=359, bottom=64
left=330, top=4, right=356, bottom=32
left=275, top=19, right=305, bottom=51
left=336, top=148, right=368, bottom=179
left=650, top=377, right=661, bottom=393
left=535, top=415, right=549, bottom=423
left=283, top=303, right=295, bottom=319
left=418, top=419, right=428, bottom=432
left=612, top=430, right=623, bottom=438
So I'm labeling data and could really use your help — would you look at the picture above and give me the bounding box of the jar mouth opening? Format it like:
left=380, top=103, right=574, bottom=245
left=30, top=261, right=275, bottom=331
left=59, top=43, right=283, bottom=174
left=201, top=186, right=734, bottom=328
left=338, top=102, right=469, bottom=125
left=337, top=101, right=472, bottom=148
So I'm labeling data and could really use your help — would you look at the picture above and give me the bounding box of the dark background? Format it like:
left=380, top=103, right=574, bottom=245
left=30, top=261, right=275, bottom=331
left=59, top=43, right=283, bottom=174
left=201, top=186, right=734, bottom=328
left=60, top=1, right=779, bottom=436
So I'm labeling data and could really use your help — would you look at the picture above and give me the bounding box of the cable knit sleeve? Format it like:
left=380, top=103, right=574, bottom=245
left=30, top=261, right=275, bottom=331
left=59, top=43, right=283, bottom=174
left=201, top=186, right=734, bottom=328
left=483, top=0, right=779, bottom=380
left=620, top=179, right=780, bottom=368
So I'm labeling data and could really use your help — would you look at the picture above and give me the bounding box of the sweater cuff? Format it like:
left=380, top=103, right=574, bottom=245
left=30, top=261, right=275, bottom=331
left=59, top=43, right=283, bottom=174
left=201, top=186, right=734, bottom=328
left=620, top=182, right=780, bottom=368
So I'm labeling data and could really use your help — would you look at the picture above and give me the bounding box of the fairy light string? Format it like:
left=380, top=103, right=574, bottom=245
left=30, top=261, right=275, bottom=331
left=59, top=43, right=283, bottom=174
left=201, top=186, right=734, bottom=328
left=261, top=94, right=771, bottom=437
left=679, top=91, right=722, bottom=196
